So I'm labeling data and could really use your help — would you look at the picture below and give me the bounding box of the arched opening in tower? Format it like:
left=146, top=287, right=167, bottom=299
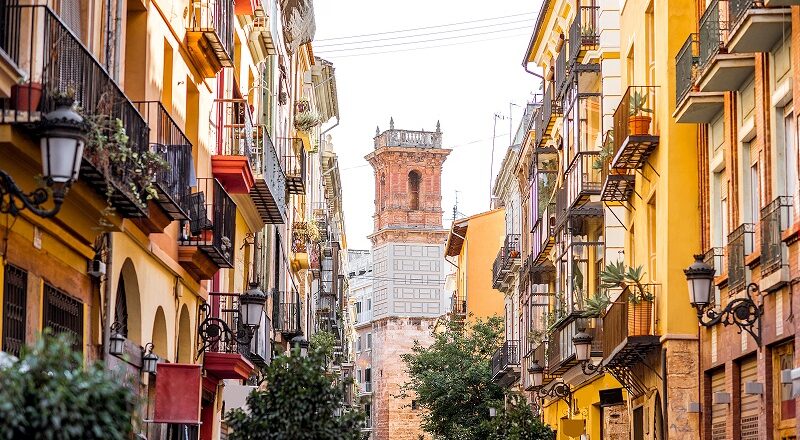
left=408, top=170, right=421, bottom=210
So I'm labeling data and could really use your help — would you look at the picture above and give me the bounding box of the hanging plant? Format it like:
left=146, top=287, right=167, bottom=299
left=294, top=110, right=320, bottom=132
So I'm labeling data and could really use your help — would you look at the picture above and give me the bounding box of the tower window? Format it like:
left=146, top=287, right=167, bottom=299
left=408, top=170, right=421, bottom=210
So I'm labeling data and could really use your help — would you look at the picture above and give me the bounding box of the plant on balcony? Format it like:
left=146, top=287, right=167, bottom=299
left=600, top=261, right=655, bottom=334
left=583, top=290, right=611, bottom=317
left=293, top=99, right=320, bottom=132
left=0, top=331, right=137, bottom=439
left=527, top=329, right=547, bottom=346
left=628, top=90, right=653, bottom=135
left=593, top=133, right=615, bottom=171
left=10, top=77, right=43, bottom=113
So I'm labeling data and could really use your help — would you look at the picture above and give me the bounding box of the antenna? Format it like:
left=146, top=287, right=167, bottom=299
left=451, top=191, right=464, bottom=221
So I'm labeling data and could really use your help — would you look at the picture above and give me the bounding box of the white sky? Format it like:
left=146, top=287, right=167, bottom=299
left=313, top=0, right=543, bottom=250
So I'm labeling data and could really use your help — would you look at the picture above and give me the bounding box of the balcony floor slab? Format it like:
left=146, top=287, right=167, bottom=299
left=674, top=92, right=725, bottom=123
left=727, top=9, right=791, bottom=54
left=698, top=53, right=756, bottom=92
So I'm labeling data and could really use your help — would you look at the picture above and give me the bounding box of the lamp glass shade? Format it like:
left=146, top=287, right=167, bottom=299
left=572, top=331, right=593, bottom=362
left=239, top=286, right=266, bottom=328
left=143, top=352, right=158, bottom=374
left=529, top=360, right=544, bottom=387
left=684, top=255, right=715, bottom=308
left=109, top=331, right=125, bottom=356
left=40, top=100, right=86, bottom=183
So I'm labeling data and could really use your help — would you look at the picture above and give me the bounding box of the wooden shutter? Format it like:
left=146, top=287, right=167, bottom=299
left=711, top=370, right=726, bottom=440
left=740, top=357, right=759, bottom=440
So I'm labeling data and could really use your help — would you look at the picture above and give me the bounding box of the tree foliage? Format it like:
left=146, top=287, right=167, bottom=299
left=0, top=332, right=137, bottom=440
left=227, top=344, right=364, bottom=440
left=401, top=317, right=554, bottom=440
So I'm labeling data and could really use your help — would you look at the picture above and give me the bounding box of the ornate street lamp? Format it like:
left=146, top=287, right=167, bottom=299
left=0, top=97, right=86, bottom=218
left=572, top=330, right=604, bottom=375
left=108, top=322, right=125, bottom=356
left=239, top=284, right=267, bottom=329
left=142, top=343, right=158, bottom=374
left=196, top=286, right=267, bottom=357
left=290, top=335, right=309, bottom=358
left=528, top=359, right=544, bottom=388
left=684, top=255, right=763, bottom=346
left=536, top=382, right=571, bottom=404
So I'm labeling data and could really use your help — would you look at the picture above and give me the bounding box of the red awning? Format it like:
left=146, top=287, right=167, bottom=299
left=153, top=363, right=202, bottom=424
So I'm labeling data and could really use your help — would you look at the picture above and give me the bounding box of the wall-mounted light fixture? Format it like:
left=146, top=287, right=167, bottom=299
left=572, top=330, right=604, bottom=375
left=142, top=343, right=158, bottom=375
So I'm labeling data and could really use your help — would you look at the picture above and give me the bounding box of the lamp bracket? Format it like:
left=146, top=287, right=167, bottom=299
left=0, top=170, right=67, bottom=218
left=697, top=282, right=763, bottom=346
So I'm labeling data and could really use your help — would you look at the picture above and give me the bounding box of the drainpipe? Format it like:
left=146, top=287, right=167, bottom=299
left=103, top=232, right=114, bottom=367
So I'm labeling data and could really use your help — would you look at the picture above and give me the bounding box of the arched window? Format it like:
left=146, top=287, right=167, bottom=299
left=380, top=173, right=386, bottom=211
left=114, top=282, right=128, bottom=338
left=408, top=170, right=421, bottom=210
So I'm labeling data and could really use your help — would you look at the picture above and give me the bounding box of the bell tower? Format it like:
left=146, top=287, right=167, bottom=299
left=364, top=120, right=450, bottom=440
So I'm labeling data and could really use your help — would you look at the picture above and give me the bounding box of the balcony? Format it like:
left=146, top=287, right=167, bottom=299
left=200, top=298, right=256, bottom=380
left=178, top=178, right=236, bottom=280
left=726, top=0, right=791, bottom=53
left=696, top=0, right=755, bottom=92
left=280, top=137, right=307, bottom=194
left=491, top=340, right=520, bottom=387
left=547, top=315, right=602, bottom=376
left=760, top=196, right=791, bottom=290
left=247, top=13, right=277, bottom=63
left=556, top=239, right=605, bottom=306
left=536, top=83, right=561, bottom=148
left=291, top=222, right=312, bottom=271
left=611, top=86, right=660, bottom=170
left=451, top=290, right=467, bottom=317
left=568, top=6, right=599, bottom=64
left=249, top=127, right=287, bottom=224
left=728, top=222, right=755, bottom=292
left=600, top=133, right=635, bottom=202
left=134, top=101, right=193, bottom=228
left=533, top=202, right=556, bottom=264
left=525, top=342, right=556, bottom=390
left=602, top=287, right=660, bottom=394
left=522, top=253, right=555, bottom=285
left=272, top=289, right=301, bottom=339
left=565, top=152, right=602, bottom=209
left=0, top=5, right=151, bottom=218
left=673, top=34, right=725, bottom=124
left=187, top=0, right=234, bottom=78
left=212, top=98, right=255, bottom=194
left=491, top=234, right=521, bottom=290
left=554, top=48, right=568, bottom=100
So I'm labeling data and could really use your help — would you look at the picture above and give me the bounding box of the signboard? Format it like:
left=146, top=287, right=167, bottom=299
left=153, top=363, right=202, bottom=424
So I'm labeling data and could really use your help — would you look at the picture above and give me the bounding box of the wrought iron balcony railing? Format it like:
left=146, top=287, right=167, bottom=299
left=180, top=177, right=236, bottom=268
left=250, top=126, right=287, bottom=223
left=698, top=0, right=726, bottom=70
left=612, top=85, right=660, bottom=169
left=761, top=196, right=792, bottom=276
left=533, top=202, right=556, bottom=264
left=492, top=234, right=521, bottom=289
left=273, top=289, right=301, bottom=337
left=675, top=34, right=699, bottom=105
left=569, top=5, right=599, bottom=63
left=188, top=0, right=234, bottom=64
left=491, top=340, right=520, bottom=380
left=0, top=5, right=151, bottom=216
left=729, top=0, right=760, bottom=29
left=728, top=222, right=754, bottom=292
left=280, top=137, right=307, bottom=194
left=451, top=290, right=467, bottom=316
left=134, top=101, right=193, bottom=219
left=547, top=315, right=602, bottom=375
left=554, top=47, right=567, bottom=100
left=565, top=151, right=602, bottom=209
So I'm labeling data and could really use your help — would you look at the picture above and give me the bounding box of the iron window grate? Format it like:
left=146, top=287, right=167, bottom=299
left=43, top=283, right=83, bottom=352
left=2, top=264, right=27, bottom=357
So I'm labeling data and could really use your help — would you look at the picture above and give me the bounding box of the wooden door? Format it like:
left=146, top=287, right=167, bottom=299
left=774, top=343, right=796, bottom=439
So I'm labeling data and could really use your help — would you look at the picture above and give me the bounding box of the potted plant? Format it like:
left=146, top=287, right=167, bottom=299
left=11, top=78, right=43, bottom=113
left=583, top=290, right=611, bottom=318
left=600, top=261, right=654, bottom=335
left=628, top=90, right=653, bottom=135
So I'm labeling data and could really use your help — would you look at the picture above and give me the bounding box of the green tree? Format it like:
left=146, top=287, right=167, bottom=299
left=226, top=343, right=364, bottom=440
left=400, top=316, right=506, bottom=439
left=484, top=394, right=554, bottom=440
left=0, top=332, right=137, bottom=440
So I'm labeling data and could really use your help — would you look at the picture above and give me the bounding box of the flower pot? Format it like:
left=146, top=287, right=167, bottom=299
left=628, top=115, right=652, bottom=136
left=610, top=168, right=627, bottom=176
left=627, top=300, right=652, bottom=336
left=11, top=82, right=43, bottom=112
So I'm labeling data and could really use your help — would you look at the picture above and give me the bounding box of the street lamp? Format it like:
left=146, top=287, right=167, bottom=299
left=291, top=335, right=309, bottom=357
left=572, top=330, right=604, bottom=375
left=197, top=286, right=267, bottom=356
left=109, top=322, right=125, bottom=356
left=142, top=343, right=158, bottom=374
left=528, top=359, right=544, bottom=388
left=239, top=284, right=267, bottom=329
left=536, top=382, right=572, bottom=404
left=684, top=254, right=763, bottom=346
left=0, top=96, right=86, bottom=218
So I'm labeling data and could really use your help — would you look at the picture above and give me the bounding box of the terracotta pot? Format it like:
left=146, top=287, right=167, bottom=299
left=11, top=82, right=43, bottom=112
left=627, top=300, right=652, bottom=336
left=628, top=115, right=652, bottom=136
left=610, top=168, right=627, bottom=176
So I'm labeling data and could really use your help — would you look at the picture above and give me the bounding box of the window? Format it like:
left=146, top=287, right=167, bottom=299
left=750, top=162, right=761, bottom=224
left=782, top=109, right=797, bottom=199
left=364, top=368, right=372, bottom=392
left=43, top=284, right=83, bottom=352
left=408, top=170, right=421, bottom=210
left=367, top=299, right=372, bottom=310
left=364, top=403, right=372, bottom=428
left=647, top=196, right=657, bottom=280
left=357, top=369, right=362, bottom=383
left=366, top=333, right=372, bottom=350
left=355, top=301, right=362, bottom=314
left=2, top=265, right=27, bottom=357
left=356, top=336, right=362, bottom=352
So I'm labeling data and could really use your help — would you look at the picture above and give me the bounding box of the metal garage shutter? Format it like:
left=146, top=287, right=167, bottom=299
left=740, top=357, right=759, bottom=440
left=711, top=370, right=726, bottom=440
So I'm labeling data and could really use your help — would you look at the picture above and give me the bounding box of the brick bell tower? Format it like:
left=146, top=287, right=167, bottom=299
left=364, top=119, right=450, bottom=440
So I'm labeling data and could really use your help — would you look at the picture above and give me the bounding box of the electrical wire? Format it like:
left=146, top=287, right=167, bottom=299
left=317, top=27, right=530, bottom=53
left=314, top=18, right=534, bottom=47
left=315, top=33, right=529, bottom=58
left=315, top=12, right=535, bottom=41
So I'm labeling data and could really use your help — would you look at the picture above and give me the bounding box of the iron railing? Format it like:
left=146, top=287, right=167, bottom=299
left=602, top=286, right=657, bottom=360
left=729, top=0, right=761, bottom=29
left=564, top=94, right=602, bottom=158
left=675, top=34, right=699, bottom=105
left=273, top=289, right=301, bottom=337
left=533, top=169, right=558, bottom=221
left=0, top=5, right=150, bottom=214
left=698, top=0, right=726, bottom=70
left=612, top=85, right=659, bottom=164
left=556, top=240, right=605, bottom=307
left=216, top=98, right=254, bottom=158
left=533, top=202, right=556, bottom=263
left=760, top=196, right=792, bottom=276
left=491, top=340, right=520, bottom=379
left=565, top=151, right=601, bottom=209
left=492, top=234, right=521, bottom=287
left=180, top=178, right=236, bottom=268
left=728, top=223, right=754, bottom=292
left=188, top=0, right=234, bottom=61
left=555, top=47, right=567, bottom=99
left=451, top=291, right=467, bottom=316
left=569, top=5, right=599, bottom=63
left=547, top=317, right=602, bottom=371
left=279, top=137, right=307, bottom=194
left=134, top=101, right=193, bottom=219
left=2, top=264, right=27, bottom=357
left=251, top=125, right=287, bottom=222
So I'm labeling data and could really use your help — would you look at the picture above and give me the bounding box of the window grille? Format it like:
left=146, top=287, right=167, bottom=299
left=2, top=264, right=27, bottom=357
left=43, top=283, right=83, bottom=352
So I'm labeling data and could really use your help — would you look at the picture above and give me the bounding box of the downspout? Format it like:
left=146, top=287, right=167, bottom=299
left=113, top=0, right=124, bottom=80
left=103, top=232, right=114, bottom=366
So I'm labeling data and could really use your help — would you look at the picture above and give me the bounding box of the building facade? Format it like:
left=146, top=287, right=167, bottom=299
left=347, top=249, right=375, bottom=437
left=365, top=122, right=450, bottom=440
left=0, top=1, right=351, bottom=439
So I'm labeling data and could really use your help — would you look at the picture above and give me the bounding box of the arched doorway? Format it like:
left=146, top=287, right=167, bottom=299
left=117, top=259, right=142, bottom=345
left=177, top=305, right=192, bottom=363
